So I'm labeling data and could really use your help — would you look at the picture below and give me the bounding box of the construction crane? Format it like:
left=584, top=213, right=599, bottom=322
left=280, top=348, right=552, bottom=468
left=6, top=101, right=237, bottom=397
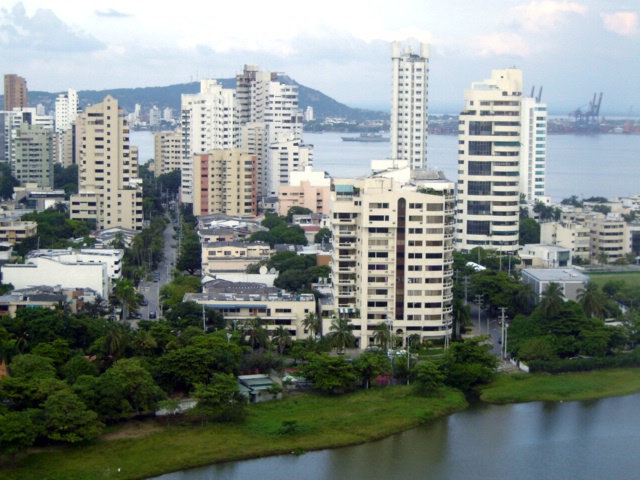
left=624, top=106, right=633, bottom=134
left=568, top=92, right=603, bottom=133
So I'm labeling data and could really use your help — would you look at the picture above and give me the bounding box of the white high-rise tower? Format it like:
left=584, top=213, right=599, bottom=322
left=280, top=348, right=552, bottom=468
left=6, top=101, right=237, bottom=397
left=391, top=41, right=430, bottom=170
left=456, top=68, right=533, bottom=254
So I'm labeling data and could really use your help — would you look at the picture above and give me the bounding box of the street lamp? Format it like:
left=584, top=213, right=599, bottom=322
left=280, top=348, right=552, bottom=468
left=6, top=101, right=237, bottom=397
left=226, top=332, right=232, bottom=344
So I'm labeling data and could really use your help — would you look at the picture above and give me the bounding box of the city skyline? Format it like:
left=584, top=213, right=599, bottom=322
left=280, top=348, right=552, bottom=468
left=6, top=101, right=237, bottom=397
left=0, top=1, right=639, bottom=115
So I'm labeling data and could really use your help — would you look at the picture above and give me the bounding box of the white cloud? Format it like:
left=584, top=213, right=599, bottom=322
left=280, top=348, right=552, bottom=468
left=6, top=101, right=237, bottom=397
left=511, top=1, right=588, bottom=32
left=601, top=11, right=638, bottom=37
left=474, top=33, right=531, bottom=57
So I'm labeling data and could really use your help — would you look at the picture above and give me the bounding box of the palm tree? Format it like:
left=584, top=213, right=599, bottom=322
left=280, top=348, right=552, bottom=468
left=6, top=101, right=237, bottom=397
left=372, top=322, right=392, bottom=351
left=302, top=312, right=321, bottom=339
left=326, top=317, right=356, bottom=353
left=538, top=282, right=565, bottom=318
left=514, top=283, right=537, bottom=315
left=101, top=323, right=131, bottom=364
left=272, top=326, right=293, bottom=355
left=597, top=251, right=609, bottom=266
left=112, top=278, right=138, bottom=321
left=577, top=282, right=607, bottom=320
left=452, top=297, right=470, bottom=340
left=243, top=317, right=268, bottom=350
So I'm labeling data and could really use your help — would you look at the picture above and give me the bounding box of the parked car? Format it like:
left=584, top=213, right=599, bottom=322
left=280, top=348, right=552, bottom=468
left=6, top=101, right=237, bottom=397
left=140, top=300, right=149, bottom=306
left=149, top=311, right=157, bottom=319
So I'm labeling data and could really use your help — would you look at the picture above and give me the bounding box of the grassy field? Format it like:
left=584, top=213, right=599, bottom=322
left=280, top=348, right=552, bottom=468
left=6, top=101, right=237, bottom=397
left=587, top=271, right=640, bottom=289
left=0, top=387, right=467, bottom=480
left=479, top=368, right=640, bottom=404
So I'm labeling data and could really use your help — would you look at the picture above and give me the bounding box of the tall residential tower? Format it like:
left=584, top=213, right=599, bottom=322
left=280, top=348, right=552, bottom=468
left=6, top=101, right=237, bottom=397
left=456, top=68, right=546, bottom=253
left=390, top=42, right=430, bottom=170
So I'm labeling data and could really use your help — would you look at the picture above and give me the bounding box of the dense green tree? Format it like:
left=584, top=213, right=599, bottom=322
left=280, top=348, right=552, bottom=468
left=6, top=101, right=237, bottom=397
left=353, top=351, right=391, bottom=389
left=302, top=354, right=357, bottom=394
left=8, top=354, right=56, bottom=380
left=160, top=274, right=202, bottom=309
left=163, top=301, right=225, bottom=331
left=314, top=227, right=332, bottom=244
left=519, top=218, right=540, bottom=245
left=30, top=339, right=72, bottom=370
left=285, top=206, right=313, bottom=223
left=77, top=358, right=165, bottom=422
left=517, top=336, right=557, bottom=362
left=0, top=410, right=40, bottom=460
left=0, top=163, right=20, bottom=200
left=191, top=373, right=247, bottom=423
left=42, top=390, right=103, bottom=443
left=440, top=338, right=498, bottom=391
left=176, top=231, right=202, bottom=275
left=413, top=360, right=446, bottom=396
left=61, top=355, right=99, bottom=384
left=153, top=336, right=242, bottom=392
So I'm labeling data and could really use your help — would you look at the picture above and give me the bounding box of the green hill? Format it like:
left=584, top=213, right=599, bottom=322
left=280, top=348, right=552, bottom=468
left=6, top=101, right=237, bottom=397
left=22, top=77, right=387, bottom=122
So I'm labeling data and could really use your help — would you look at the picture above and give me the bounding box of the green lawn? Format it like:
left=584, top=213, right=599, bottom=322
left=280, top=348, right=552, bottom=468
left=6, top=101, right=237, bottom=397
left=0, top=387, right=467, bottom=480
left=479, top=368, right=640, bottom=403
left=588, top=272, right=640, bottom=289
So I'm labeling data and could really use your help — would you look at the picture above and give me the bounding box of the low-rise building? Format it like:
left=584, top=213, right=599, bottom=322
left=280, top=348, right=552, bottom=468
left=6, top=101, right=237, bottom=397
left=201, top=241, right=272, bottom=274
left=0, top=217, right=37, bottom=245
left=519, top=244, right=572, bottom=268
left=184, top=279, right=315, bottom=340
left=278, top=167, right=331, bottom=216
left=0, top=285, right=98, bottom=317
left=521, top=268, right=589, bottom=302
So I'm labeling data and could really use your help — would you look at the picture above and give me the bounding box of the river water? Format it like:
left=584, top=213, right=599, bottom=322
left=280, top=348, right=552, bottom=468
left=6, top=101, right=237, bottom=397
left=150, top=393, right=640, bottom=480
left=131, top=131, right=640, bottom=203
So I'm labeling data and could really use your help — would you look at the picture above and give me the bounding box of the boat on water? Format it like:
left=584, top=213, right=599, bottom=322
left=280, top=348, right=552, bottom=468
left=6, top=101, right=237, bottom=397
left=341, top=133, right=389, bottom=143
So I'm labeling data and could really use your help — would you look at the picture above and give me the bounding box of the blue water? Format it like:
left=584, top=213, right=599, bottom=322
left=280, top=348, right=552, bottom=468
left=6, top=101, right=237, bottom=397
left=131, top=131, right=639, bottom=202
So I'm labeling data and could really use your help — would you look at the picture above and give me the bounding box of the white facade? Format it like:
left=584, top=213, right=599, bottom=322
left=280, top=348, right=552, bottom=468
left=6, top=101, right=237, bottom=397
left=267, top=132, right=313, bottom=196
left=26, top=248, right=124, bottom=280
left=180, top=80, right=236, bottom=203
left=54, top=89, right=79, bottom=134
left=456, top=69, right=523, bottom=254
left=519, top=97, right=547, bottom=201
left=391, top=41, right=430, bottom=171
left=330, top=172, right=455, bottom=349
left=2, top=256, right=109, bottom=299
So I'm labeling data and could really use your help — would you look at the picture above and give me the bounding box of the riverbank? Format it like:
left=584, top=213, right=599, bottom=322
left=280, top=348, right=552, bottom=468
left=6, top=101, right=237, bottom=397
left=479, top=368, right=640, bottom=403
left=5, top=369, right=640, bottom=479
left=0, top=386, right=467, bottom=480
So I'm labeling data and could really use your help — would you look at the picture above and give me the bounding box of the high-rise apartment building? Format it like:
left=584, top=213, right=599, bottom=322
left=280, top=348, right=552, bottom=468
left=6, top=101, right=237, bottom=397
left=180, top=80, right=236, bottom=203
left=519, top=97, right=547, bottom=201
left=390, top=42, right=430, bottom=170
left=12, top=122, right=54, bottom=188
left=330, top=172, right=455, bottom=349
left=154, top=130, right=182, bottom=177
left=54, top=89, right=79, bottom=166
left=456, top=69, right=525, bottom=254
left=192, top=149, right=257, bottom=218
left=4, top=74, right=27, bottom=111
left=235, top=65, right=307, bottom=197
left=70, top=96, right=143, bottom=231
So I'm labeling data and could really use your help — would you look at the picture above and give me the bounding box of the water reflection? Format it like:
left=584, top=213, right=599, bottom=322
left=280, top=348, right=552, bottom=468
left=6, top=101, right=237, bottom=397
left=151, top=394, right=640, bottom=480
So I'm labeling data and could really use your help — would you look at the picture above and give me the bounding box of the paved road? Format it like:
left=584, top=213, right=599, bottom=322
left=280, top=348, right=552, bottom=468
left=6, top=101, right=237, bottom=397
left=467, top=302, right=507, bottom=357
left=136, top=216, right=177, bottom=323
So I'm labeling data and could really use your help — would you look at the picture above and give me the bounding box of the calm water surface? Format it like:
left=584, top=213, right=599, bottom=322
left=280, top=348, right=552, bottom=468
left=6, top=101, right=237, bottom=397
left=132, top=131, right=640, bottom=202
left=150, top=393, right=640, bottom=480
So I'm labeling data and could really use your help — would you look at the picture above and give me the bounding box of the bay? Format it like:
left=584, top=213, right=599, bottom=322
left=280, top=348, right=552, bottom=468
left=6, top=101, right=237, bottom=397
left=130, top=131, right=640, bottom=202
left=150, top=393, right=640, bottom=480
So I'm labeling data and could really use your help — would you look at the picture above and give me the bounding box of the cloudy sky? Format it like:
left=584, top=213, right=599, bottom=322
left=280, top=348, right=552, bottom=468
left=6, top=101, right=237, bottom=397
left=1, top=0, right=638, bottom=115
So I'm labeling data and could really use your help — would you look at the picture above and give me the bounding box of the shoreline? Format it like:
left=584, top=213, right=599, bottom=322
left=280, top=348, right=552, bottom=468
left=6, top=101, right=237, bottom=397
left=3, top=369, right=640, bottom=479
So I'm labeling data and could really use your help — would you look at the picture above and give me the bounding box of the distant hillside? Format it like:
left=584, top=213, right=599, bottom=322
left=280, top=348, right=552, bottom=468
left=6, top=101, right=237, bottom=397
left=20, top=77, right=387, bottom=122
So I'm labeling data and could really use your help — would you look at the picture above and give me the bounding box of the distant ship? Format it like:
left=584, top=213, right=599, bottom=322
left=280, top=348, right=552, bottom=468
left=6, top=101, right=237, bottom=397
left=341, top=133, right=390, bottom=143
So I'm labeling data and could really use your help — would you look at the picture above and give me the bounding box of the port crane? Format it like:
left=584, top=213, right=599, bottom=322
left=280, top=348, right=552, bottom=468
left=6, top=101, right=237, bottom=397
left=568, top=92, right=603, bottom=133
